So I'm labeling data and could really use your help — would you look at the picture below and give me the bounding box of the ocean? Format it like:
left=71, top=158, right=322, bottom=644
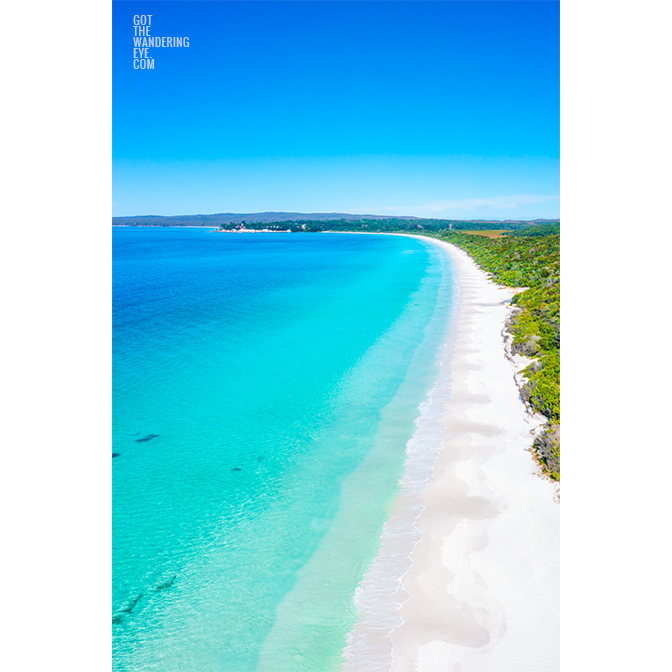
left=113, top=227, right=455, bottom=671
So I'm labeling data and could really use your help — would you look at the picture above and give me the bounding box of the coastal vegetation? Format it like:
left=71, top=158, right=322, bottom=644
left=438, top=224, right=560, bottom=479
left=219, top=218, right=536, bottom=233
left=112, top=213, right=557, bottom=233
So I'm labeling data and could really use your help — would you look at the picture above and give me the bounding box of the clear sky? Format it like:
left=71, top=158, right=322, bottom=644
left=113, top=1, right=559, bottom=219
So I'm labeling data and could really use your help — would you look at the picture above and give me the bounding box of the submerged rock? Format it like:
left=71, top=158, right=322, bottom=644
left=120, top=593, right=144, bottom=615
left=135, top=434, right=159, bottom=443
left=154, top=575, right=177, bottom=592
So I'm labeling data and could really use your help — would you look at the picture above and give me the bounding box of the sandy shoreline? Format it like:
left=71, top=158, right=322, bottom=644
left=345, top=236, right=559, bottom=671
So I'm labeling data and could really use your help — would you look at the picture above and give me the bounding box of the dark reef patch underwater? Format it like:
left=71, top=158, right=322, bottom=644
left=135, top=433, right=160, bottom=443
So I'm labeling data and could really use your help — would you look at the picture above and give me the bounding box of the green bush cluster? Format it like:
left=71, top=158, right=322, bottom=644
left=439, top=228, right=560, bottom=479
left=216, top=218, right=557, bottom=234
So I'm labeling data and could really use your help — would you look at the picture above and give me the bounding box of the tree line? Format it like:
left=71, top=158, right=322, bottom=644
left=437, top=225, right=560, bottom=480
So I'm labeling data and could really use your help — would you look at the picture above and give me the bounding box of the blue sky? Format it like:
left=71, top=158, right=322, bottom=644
left=113, top=1, right=559, bottom=219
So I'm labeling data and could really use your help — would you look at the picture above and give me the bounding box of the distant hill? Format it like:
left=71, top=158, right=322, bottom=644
left=112, top=212, right=418, bottom=227
left=112, top=212, right=558, bottom=229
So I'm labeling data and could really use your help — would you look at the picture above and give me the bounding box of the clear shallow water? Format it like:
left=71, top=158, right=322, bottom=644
left=113, top=228, right=454, bottom=671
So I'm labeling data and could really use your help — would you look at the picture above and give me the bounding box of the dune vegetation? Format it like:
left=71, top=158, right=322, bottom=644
left=438, top=223, right=560, bottom=479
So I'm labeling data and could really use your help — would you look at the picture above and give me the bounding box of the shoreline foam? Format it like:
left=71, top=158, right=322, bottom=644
left=343, top=236, right=559, bottom=671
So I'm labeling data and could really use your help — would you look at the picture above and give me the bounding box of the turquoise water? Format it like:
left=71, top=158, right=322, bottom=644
left=113, top=228, right=454, bottom=671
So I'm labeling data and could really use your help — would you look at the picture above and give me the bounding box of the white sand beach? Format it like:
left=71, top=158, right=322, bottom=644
left=345, top=237, right=559, bottom=671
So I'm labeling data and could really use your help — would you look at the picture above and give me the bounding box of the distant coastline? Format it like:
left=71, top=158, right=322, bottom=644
left=112, top=212, right=559, bottom=230
left=112, top=224, right=220, bottom=228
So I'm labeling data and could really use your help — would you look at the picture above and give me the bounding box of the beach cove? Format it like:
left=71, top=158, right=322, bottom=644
left=344, top=236, right=560, bottom=671
left=112, top=228, right=558, bottom=671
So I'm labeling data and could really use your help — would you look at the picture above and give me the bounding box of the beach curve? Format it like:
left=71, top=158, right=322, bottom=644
left=343, top=236, right=560, bottom=672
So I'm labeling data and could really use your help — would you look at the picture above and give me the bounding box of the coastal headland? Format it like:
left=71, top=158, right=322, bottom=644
left=345, top=236, right=559, bottom=671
